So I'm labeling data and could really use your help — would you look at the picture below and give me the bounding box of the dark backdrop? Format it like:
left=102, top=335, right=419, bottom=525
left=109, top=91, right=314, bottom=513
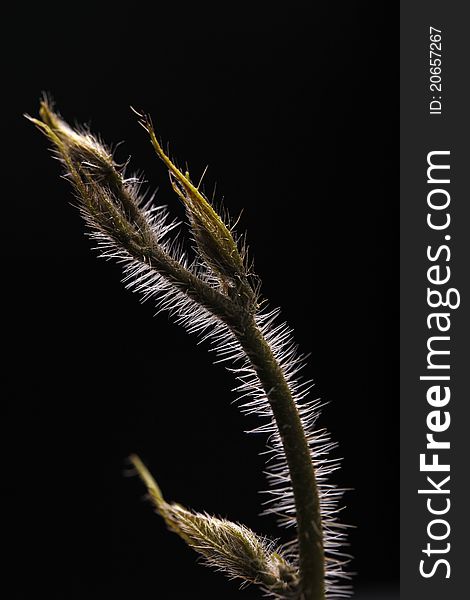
left=2, top=2, right=397, bottom=598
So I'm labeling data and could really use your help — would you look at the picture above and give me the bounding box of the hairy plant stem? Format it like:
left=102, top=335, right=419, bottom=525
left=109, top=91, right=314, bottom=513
left=142, top=117, right=326, bottom=598
left=234, top=316, right=325, bottom=600
left=126, top=228, right=325, bottom=600
left=116, top=235, right=326, bottom=597
left=29, top=102, right=330, bottom=598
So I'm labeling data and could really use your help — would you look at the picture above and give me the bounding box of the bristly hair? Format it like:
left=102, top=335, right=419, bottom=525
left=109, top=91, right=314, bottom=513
left=27, top=98, right=351, bottom=599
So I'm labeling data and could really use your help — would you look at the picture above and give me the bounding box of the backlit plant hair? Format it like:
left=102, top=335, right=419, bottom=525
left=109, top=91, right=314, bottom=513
left=27, top=98, right=351, bottom=600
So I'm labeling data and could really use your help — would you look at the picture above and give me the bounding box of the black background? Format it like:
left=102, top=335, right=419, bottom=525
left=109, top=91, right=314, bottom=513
left=2, top=2, right=397, bottom=598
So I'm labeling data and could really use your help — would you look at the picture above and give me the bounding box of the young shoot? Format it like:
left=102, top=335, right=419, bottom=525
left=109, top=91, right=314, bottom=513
left=28, top=99, right=351, bottom=600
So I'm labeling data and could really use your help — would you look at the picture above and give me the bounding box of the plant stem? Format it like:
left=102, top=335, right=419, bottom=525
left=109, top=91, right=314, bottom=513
left=30, top=101, right=339, bottom=599
left=235, top=317, right=325, bottom=600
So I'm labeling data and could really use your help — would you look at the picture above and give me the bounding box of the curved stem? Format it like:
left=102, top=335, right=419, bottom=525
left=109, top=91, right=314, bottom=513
left=236, top=317, right=325, bottom=600
left=30, top=102, right=326, bottom=599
